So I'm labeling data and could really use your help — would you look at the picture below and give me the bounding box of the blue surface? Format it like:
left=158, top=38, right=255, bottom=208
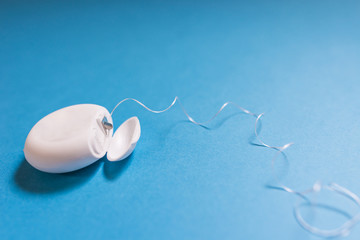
left=1, top=1, right=360, bottom=239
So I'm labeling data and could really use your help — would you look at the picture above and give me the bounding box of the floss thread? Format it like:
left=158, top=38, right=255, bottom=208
left=111, top=96, right=360, bottom=238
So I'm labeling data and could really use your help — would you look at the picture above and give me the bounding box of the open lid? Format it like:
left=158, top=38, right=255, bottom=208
left=107, top=116, right=141, bottom=161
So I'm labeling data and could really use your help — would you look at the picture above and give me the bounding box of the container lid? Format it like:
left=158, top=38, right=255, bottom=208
left=107, top=116, right=141, bottom=161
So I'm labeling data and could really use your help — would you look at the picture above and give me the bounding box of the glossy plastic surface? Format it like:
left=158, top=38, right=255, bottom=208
left=24, top=104, right=113, bottom=173
left=107, top=116, right=141, bottom=161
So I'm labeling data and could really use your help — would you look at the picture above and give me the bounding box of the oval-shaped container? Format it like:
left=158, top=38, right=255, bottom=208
left=24, top=104, right=113, bottom=173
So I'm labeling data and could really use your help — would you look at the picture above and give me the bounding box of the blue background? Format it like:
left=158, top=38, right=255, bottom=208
left=1, top=0, right=360, bottom=239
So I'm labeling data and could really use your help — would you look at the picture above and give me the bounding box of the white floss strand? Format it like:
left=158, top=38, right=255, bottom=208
left=111, top=96, right=360, bottom=238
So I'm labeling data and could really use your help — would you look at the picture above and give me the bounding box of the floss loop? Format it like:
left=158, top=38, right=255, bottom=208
left=294, top=183, right=360, bottom=238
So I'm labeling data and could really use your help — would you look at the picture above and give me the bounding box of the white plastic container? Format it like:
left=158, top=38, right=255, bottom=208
left=24, top=104, right=140, bottom=173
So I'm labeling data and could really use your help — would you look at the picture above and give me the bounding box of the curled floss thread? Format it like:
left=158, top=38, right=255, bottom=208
left=111, top=96, right=360, bottom=238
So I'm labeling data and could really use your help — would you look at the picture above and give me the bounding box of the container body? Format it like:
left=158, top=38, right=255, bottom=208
left=24, top=104, right=113, bottom=173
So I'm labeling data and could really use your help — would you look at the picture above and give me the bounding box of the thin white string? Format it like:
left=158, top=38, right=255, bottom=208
left=111, top=96, right=257, bottom=126
left=110, top=96, right=360, bottom=238
left=293, top=183, right=360, bottom=237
